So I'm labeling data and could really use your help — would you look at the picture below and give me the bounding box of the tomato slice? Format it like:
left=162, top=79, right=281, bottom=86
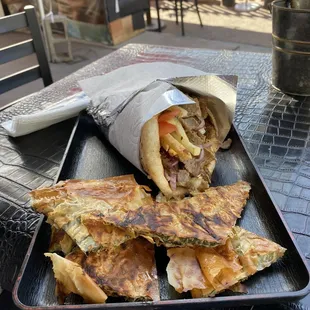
left=158, top=121, right=177, bottom=137
left=158, top=109, right=180, bottom=122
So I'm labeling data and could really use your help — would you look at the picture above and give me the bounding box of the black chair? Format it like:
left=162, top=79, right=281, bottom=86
left=0, top=5, right=53, bottom=95
left=154, top=0, right=203, bottom=36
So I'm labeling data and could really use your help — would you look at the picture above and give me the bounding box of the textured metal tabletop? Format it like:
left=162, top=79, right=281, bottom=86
left=0, top=44, right=309, bottom=309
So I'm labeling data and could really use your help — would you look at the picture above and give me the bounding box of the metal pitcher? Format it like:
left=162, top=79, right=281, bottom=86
left=272, top=0, right=310, bottom=96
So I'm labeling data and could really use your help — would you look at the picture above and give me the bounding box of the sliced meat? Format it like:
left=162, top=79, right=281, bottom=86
left=177, top=170, right=190, bottom=186
left=199, top=97, right=210, bottom=119
left=180, top=117, right=201, bottom=131
left=184, top=159, right=204, bottom=177
left=181, top=99, right=202, bottom=117
left=169, top=172, right=177, bottom=190
left=185, top=130, right=206, bottom=146
left=184, top=147, right=216, bottom=179
left=160, top=149, right=179, bottom=191
left=164, top=168, right=178, bottom=191
left=205, top=118, right=218, bottom=141
left=203, top=119, right=221, bottom=154
left=160, top=148, right=179, bottom=169
left=201, top=149, right=217, bottom=182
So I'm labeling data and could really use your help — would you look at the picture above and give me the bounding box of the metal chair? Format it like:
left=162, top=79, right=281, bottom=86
left=0, top=5, right=53, bottom=95
left=154, top=0, right=203, bottom=36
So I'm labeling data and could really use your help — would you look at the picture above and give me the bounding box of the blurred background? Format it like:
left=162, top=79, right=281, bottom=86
left=0, top=0, right=272, bottom=107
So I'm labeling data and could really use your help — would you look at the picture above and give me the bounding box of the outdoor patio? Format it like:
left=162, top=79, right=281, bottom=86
left=150, top=0, right=272, bottom=46
left=0, top=0, right=271, bottom=107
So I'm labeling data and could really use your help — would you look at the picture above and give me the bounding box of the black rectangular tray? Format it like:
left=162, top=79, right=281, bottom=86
left=13, top=112, right=310, bottom=310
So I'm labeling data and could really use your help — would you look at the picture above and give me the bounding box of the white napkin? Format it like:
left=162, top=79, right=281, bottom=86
left=1, top=92, right=90, bottom=137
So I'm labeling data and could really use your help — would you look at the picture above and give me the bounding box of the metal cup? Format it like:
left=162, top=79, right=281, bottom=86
left=272, top=0, right=310, bottom=96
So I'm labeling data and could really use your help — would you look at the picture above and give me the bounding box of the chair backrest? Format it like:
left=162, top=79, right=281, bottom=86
left=0, top=5, right=53, bottom=95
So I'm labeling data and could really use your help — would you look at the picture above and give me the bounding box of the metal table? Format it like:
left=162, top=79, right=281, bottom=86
left=0, top=44, right=309, bottom=309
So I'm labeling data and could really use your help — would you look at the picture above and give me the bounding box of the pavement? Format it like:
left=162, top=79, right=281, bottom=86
left=0, top=1, right=271, bottom=108
left=153, top=0, right=272, bottom=47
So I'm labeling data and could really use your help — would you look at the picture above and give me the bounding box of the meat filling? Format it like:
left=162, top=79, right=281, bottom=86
left=159, top=97, right=220, bottom=193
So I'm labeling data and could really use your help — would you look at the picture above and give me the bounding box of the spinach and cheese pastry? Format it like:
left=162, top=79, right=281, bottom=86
left=32, top=178, right=250, bottom=250
left=47, top=238, right=160, bottom=302
left=140, top=97, right=222, bottom=198
left=68, top=238, right=159, bottom=301
left=30, top=175, right=152, bottom=252
left=45, top=253, right=107, bottom=304
left=30, top=175, right=152, bottom=215
left=98, top=181, right=250, bottom=248
left=166, top=227, right=286, bottom=297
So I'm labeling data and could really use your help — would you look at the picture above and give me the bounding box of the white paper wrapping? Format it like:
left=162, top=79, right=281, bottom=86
left=1, top=92, right=90, bottom=137
left=79, top=62, right=238, bottom=172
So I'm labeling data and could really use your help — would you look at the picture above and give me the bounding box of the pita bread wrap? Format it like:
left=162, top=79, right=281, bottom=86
left=81, top=63, right=237, bottom=198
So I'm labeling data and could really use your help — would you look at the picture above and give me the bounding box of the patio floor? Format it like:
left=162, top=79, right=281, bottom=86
left=153, top=0, right=271, bottom=47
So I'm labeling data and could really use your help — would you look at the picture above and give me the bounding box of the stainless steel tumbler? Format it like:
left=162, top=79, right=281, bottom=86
left=272, top=0, right=310, bottom=96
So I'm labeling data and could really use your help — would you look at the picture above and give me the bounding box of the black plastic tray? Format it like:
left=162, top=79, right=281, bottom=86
left=13, top=113, right=310, bottom=310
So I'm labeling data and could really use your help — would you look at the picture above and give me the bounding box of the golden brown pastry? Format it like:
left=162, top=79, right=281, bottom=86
left=96, top=181, right=251, bottom=248
left=166, top=247, right=206, bottom=293
left=166, top=227, right=286, bottom=297
left=30, top=175, right=152, bottom=252
left=66, top=238, right=160, bottom=301
left=31, top=178, right=250, bottom=250
left=49, top=227, right=75, bottom=255
left=45, top=253, right=107, bottom=304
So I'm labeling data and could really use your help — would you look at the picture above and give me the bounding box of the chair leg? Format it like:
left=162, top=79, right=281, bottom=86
left=146, top=8, right=152, bottom=26
left=63, top=19, right=73, bottom=61
left=195, top=0, right=203, bottom=27
left=155, top=0, right=162, bottom=32
left=175, top=0, right=179, bottom=25
left=180, top=0, right=185, bottom=36
left=44, top=19, right=59, bottom=63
